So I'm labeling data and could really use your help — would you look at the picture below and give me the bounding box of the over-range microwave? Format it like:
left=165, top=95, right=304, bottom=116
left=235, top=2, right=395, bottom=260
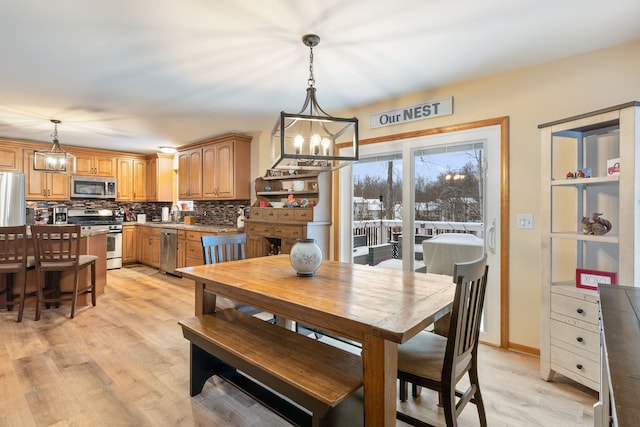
left=70, top=176, right=117, bottom=199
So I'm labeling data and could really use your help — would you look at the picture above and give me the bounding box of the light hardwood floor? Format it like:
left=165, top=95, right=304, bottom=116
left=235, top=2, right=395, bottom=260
left=0, top=266, right=597, bottom=426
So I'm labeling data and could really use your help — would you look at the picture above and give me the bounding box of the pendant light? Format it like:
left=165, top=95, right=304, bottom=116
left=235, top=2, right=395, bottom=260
left=271, top=34, right=359, bottom=172
left=33, top=119, right=76, bottom=173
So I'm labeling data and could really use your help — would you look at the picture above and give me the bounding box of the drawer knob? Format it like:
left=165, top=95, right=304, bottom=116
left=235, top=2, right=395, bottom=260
left=576, top=308, right=584, bottom=314
left=576, top=364, right=583, bottom=370
left=576, top=337, right=584, bottom=343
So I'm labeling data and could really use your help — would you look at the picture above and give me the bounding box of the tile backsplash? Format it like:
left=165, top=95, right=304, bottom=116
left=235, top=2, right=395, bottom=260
left=27, top=199, right=250, bottom=227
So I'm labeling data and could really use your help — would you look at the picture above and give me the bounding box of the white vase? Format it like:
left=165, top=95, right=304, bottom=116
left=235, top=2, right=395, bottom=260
left=289, top=238, right=322, bottom=276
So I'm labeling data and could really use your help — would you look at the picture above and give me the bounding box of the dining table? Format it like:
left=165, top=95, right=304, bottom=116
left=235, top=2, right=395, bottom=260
left=178, top=254, right=456, bottom=426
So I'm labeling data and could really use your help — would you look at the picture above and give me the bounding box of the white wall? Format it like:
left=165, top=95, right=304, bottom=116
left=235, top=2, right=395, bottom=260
left=252, top=40, right=640, bottom=351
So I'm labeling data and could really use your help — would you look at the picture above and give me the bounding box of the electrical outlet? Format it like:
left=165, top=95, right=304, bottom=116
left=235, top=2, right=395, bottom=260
left=517, top=213, right=534, bottom=230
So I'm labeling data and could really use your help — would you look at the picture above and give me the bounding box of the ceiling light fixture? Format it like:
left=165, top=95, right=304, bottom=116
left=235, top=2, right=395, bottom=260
left=33, top=119, right=76, bottom=173
left=271, top=34, right=358, bottom=172
left=159, top=146, right=177, bottom=154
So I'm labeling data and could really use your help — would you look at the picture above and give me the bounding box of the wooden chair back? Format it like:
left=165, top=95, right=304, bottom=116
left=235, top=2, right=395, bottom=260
left=201, top=233, right=246, bottom=265
left=446, top=254, right=489, bottom=390
left=0, top=225, right=28, bottom=271
left=31, top=225, right=82, bottom=270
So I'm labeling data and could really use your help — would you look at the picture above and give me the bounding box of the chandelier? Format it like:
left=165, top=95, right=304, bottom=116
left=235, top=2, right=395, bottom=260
left=33, top=119, right=76, bottom=173
left=271, top=34, right=359, bottom=171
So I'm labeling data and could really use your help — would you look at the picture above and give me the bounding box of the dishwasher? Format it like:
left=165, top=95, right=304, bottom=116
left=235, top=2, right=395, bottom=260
left=160, top=228, right=181, bottom=277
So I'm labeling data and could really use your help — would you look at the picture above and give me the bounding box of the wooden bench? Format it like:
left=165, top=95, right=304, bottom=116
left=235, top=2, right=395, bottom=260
left=179, top=309, right=364, bottom=427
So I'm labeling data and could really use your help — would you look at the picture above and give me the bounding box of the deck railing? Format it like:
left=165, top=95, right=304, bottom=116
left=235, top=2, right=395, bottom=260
left=353, top=220, right=483, bottom=247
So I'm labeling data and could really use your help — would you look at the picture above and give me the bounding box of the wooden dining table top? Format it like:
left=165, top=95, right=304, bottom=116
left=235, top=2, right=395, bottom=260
left=179, top=254, right=455, bottom=344
left=179, top=254, right=456, bottom=426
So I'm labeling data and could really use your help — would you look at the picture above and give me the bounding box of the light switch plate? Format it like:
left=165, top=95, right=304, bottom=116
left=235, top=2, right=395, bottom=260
left=517, top=213, right=534, bottom=229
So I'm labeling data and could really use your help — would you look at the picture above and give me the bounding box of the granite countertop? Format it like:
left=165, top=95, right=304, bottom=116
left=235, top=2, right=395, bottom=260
left=122, top=222, right=239, bottom=233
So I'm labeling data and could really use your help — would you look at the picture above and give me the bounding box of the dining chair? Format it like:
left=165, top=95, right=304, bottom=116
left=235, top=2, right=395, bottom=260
left=32, top=225, right=97, bottom=320
left=201, top=233, right=246, bottom=264
left=201, top=234, right=272, bottom=320
left=0, top=225, right=34, bottom=323
left=397, top=254, right=489, bottom=427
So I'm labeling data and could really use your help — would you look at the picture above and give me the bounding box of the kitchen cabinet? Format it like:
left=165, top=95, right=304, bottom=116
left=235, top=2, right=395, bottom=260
left=23, top=149, right=70, bottom=200
left=539, top=101, right=640, bottom=391
left=178, top=133, right=251, bottom=200
left=117, top=157, right=146, bottom=201
left=122, top=225, right=137, bottom=264
left=140, top=227, right=161, bottom=268
left=0, top=144, right=21, bottom=172
left=202, top=138, right=251, bottom=199
left=146, top=153, right=174, bottom=202
left=177, top=148, right=202, bottom=200
left=245, top=172, right=330, bottom=259
left=74, top=151, right=116, bottom=177
left=177, top=230, right=186, bottom=268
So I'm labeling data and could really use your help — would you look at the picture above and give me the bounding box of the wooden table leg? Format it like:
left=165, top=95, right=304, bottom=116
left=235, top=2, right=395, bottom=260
left=362, top=334, right=397, bottom=426
left=194, top=280, right=217, bottom=317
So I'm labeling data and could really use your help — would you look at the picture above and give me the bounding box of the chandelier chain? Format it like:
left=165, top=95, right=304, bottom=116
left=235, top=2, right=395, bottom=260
left=308, top=44, right=315, bottom=88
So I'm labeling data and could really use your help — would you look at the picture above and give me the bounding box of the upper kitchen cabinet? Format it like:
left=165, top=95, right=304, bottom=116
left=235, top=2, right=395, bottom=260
left=23, top=149, right=70, bottom=200
left=146, top=153, right=174, bottom=202
left=73, top=150, right=116, bottom=177
left=117, top=156, right=147, bottom=201
left=177, top=147, right=202, bottom=200
left=0, top=144, right=21, bottom=172
left=178, top=133, right=252, bottom=200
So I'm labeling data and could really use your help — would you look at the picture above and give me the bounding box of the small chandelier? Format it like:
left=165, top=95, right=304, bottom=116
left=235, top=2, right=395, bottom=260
left=33, top=119, right=76, bottom=173
left=271, top=34, right=358, bottom=172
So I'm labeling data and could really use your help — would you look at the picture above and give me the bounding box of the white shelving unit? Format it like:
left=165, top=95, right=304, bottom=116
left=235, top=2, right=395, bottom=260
left=539, top=101, right=640, bottom=391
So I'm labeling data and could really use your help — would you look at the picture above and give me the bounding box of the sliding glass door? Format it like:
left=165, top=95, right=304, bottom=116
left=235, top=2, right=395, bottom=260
left=338, top=125, right=502, bottom=345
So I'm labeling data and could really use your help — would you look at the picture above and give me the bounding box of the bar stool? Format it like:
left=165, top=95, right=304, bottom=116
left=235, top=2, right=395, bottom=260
left=32, top=225, right=97, bottom=320
left=0, top=225, right=33, bottom=323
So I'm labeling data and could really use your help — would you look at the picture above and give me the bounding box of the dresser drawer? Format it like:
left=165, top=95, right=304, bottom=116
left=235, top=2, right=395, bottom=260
left=272, top=224, right=304, bottom=239
left=551, top=293, right=598, bottom=325
left=246, top=223, right=273, bottom=235
left=551, top=344, right=599, bottom=385
left=294, top=208, right=313, bottom=221
left=550, top=319, right=599, bottom=357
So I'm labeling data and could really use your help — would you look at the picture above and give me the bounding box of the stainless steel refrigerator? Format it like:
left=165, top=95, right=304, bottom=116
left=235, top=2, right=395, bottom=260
left=0, top=172, right=26, bottom=226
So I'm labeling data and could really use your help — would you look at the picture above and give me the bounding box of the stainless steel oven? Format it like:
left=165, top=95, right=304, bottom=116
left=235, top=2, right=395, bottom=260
left=105, top=225, right=123, bottom=269
left=68, top=209, right=122, bottom=269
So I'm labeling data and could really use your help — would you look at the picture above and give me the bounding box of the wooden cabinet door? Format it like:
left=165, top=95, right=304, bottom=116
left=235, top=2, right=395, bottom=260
left=146, top=158, right=157, bottom=201
left=132, top=159, right=146, bottom=201
left=178, top=148, right=202, bottom=199
left=177, top=230, right=186, bottom=268
left=122, top=226, right=137, bottom=264
left=117, top=158, right=133, bottom=200
left=141, top=228, right=161, bottom=267
left=246, top=235, right=266, bottom=258
left=74, top=153, right=95, bottom=176
left=94, top=155, right=116, bottom=177
left=75, top=153, right=116, bottom=177
left=48, top=172, right=70, bottom=200
left=203, top=141, right=234, bottom=199
left=0, top=146, right=21, bottom=172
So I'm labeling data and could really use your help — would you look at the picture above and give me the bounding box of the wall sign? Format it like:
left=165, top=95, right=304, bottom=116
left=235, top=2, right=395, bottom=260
left=370, top=97, right=453, bottom=129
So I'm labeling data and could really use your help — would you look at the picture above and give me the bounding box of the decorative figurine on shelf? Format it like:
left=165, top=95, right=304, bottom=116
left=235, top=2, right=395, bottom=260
left=581, top=212, right=613, bottom=235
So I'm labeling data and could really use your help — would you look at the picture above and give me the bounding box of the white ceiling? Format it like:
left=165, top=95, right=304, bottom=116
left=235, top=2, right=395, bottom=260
left=2, top=0, right=639, bottom=154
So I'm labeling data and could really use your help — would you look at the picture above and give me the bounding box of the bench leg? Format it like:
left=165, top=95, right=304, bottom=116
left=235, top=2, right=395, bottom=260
left=190, top=343, right=234, bottom=396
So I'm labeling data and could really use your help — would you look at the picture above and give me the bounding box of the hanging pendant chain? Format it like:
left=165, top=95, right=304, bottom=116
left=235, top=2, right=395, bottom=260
left=51, top=121, right=59, bottom=141
left=307, top=46, right=315, bottom=88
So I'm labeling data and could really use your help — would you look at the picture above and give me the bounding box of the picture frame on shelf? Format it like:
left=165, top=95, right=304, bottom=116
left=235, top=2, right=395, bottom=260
left=576, top=268, right=617, bottom=290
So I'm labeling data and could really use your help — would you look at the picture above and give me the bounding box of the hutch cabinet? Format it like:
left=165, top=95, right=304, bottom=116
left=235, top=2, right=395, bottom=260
left=245, top=171, right=331, bottom=259
left=539, top=101, right=640, bottom=391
